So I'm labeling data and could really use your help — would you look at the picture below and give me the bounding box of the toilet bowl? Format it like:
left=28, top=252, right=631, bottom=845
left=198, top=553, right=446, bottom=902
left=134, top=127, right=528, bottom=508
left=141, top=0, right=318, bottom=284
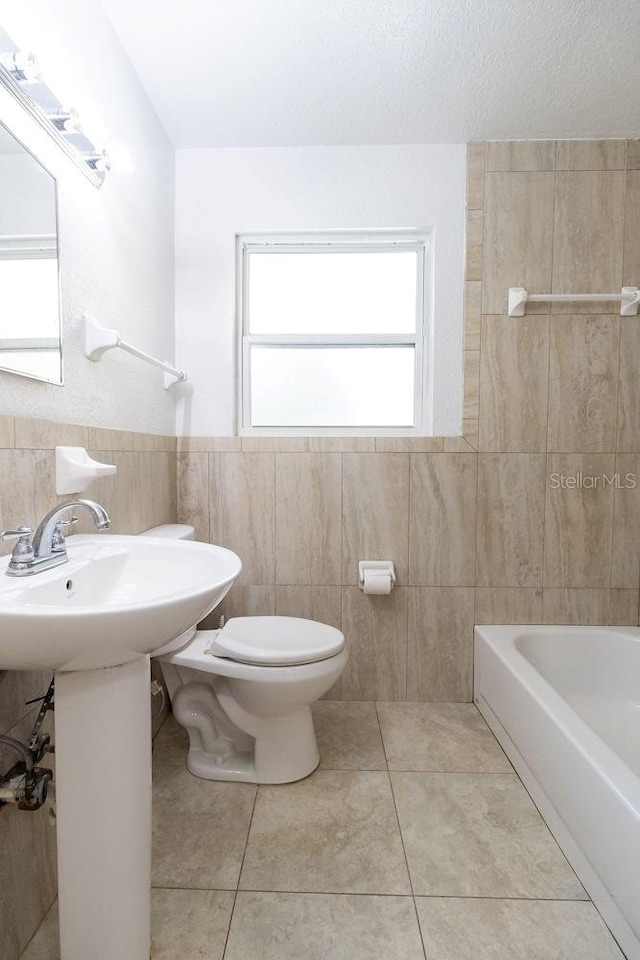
left=141, top=524, right=348, bottom=784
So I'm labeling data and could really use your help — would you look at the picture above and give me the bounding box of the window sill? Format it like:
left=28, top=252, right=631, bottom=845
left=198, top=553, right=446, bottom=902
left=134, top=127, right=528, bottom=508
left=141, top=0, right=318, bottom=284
left=176, top=434, right=476, bottom=453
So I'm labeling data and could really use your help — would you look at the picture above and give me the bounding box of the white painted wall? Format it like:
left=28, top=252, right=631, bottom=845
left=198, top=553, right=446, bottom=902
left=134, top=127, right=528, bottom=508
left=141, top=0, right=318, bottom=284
left=0, top=0, right=175, bottom=433
left=175, top=144, right=465, bottom=436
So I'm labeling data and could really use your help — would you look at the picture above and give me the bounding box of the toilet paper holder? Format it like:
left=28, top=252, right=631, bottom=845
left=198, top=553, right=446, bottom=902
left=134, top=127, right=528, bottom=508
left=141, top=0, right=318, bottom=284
left=358, top=560, right=396, bottom=593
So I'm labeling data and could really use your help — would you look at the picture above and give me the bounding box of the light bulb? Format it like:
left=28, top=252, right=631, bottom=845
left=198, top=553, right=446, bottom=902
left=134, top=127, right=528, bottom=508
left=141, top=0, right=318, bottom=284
left=0, top=50, right=41, bottom=83
left=48, top=109, right=82, bottom=134
left=84, top=150, right=111, bottom=174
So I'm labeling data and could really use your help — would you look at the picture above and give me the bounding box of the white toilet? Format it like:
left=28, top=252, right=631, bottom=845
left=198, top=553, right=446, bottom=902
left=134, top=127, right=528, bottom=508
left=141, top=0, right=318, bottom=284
left=141, top=524, right=347, bottom=784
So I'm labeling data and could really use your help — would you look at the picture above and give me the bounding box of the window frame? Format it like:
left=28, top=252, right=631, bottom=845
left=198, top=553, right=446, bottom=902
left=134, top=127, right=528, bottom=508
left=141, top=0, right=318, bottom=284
left=236, top=231, right=431, bottom=436
left=0, top=236, right=61, bottom=359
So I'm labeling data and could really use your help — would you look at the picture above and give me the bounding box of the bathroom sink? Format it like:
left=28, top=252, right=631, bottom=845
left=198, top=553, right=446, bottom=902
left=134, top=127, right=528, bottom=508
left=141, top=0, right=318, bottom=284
left=0, top=529, right=242, bottom=960
left=0, top=534, right=242, bottom=671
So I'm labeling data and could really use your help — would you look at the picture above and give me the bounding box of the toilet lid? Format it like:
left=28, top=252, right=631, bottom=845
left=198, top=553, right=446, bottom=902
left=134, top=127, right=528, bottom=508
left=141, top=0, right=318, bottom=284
left=208, top=616, right=345, bottom=666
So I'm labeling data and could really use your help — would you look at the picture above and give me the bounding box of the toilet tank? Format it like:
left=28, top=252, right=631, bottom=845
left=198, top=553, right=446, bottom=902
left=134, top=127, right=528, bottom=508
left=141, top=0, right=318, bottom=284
left=138, top=524, right=196, bottom=541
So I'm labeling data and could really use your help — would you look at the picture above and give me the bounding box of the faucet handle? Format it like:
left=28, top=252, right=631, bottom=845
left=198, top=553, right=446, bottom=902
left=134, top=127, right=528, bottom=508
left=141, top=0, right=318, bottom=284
left=55, top=517, right=79, bottom=529
left=52, top=516, right=78, bottom=551
left=1, top=526, right=34, bottom=563
left=1, top=526, right=33, bottom=542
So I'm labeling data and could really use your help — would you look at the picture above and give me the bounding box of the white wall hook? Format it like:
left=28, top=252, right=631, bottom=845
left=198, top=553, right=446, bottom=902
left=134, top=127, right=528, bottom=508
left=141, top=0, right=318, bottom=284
left=56, top=446, right=117, bottom=496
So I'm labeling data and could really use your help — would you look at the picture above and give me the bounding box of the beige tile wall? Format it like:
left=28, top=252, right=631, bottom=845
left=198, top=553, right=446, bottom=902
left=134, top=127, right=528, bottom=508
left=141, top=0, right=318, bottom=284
left=469, top=138, right=640, bottom=624
left=179, top=139, right=640, bottom=703
left=0, top=415, right=176, bottom=960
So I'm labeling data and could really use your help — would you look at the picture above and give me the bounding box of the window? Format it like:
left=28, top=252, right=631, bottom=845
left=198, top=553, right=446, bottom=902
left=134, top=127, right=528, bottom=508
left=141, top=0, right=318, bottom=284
left=237, top=233, right=429, bottom=434
left=0, top=236, right=61, bottom=383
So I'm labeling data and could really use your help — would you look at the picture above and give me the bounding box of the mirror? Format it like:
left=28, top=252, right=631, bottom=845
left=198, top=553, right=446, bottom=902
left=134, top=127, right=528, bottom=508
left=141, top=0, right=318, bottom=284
left=0, top=119, right=62, bottom=384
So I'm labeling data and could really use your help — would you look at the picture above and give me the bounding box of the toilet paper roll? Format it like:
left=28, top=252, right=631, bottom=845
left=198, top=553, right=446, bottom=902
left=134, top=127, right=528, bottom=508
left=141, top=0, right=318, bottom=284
left=361, top=571, right=392, bottom=595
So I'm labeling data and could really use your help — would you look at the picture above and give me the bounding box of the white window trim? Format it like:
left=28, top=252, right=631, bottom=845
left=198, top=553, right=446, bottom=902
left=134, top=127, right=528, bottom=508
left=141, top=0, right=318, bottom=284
left=235, top=230, right=432, bottom=437
left=0, top=234, right=57, bottom=260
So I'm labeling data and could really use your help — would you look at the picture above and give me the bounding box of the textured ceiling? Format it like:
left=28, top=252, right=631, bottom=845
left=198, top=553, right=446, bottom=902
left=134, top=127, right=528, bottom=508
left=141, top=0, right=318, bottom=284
left=99, top=0, right=640, bottom=147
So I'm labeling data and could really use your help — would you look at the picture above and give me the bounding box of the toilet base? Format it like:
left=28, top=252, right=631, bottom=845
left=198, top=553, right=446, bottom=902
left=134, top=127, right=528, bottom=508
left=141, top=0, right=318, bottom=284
left=185, top=705, right=320, bottom=784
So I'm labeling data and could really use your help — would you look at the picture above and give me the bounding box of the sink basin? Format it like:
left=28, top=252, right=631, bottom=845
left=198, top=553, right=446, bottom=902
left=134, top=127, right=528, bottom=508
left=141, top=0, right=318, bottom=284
left=0, top=533, right=242, bottom=671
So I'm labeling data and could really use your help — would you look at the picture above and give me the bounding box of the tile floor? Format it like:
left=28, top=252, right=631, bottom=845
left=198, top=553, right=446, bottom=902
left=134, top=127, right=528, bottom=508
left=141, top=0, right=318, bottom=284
left=21, top=701, right=625, bottom=959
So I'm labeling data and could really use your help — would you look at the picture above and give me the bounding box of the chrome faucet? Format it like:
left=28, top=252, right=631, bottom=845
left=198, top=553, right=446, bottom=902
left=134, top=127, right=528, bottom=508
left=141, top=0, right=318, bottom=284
left=1, top=499, right=110, bottom=577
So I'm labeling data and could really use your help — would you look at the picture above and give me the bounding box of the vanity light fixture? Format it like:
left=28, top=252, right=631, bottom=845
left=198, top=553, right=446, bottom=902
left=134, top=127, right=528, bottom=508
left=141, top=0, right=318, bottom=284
left=0, top=26, right=110, bottom=187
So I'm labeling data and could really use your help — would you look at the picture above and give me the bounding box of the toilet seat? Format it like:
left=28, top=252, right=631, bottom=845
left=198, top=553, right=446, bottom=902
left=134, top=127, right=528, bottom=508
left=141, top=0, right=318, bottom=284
left=207, top=616, right=344, bottom=666
left=163, top=629, right=347, bottom=685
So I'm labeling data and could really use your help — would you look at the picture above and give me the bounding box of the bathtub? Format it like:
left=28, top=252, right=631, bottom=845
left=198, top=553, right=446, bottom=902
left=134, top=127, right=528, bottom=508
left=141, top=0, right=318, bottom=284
left=474, top=625, right=640, bottom=960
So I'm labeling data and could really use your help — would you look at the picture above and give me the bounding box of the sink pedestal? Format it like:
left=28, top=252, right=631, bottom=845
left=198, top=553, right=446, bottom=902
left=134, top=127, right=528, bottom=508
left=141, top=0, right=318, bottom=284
left=55, top=656, right=152, bottom=960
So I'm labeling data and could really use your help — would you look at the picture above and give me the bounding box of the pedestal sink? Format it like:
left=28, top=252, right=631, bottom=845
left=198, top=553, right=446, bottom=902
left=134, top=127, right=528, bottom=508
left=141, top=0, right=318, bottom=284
left=0, top=533, right=242, bottom=960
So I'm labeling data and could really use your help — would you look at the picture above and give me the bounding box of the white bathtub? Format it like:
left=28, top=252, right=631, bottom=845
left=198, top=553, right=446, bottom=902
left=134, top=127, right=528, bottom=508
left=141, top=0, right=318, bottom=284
left=474, top=625, right=640, bottom=960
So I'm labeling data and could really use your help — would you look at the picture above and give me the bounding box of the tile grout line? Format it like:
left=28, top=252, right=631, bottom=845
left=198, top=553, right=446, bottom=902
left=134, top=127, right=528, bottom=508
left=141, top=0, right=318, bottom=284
left=373, top=701, right=429, bottom=960
left=470, top=148, right=483, bottom=615
left=151, top=761, right=525, bottom=777
left=270, top=451, right=276, bottom=589
left=150, top=884, right=594, bottom=902
left=338, top=451, right=346, bottom=697
left=610, top=288, right=624, bottom=594
left=384, top=768, right=517, bottom=776
left=204, top=450, right=210, bottom=546
left=405, top=454, right=411, bottom=701
left=540, top=155, right=557, bottom=609
left=220, top=786, right=259, bottom=960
